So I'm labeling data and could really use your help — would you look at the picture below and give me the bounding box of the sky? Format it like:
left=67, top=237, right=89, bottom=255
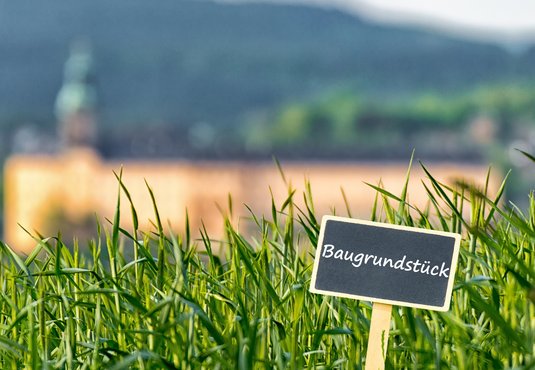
left=223, top=0, right=535, bottom=43
left=349, top=0, right=535, bottom=43
left=350, top=0, right=535, bottom=33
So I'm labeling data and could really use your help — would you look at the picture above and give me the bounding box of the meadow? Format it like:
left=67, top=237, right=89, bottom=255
left=0, top=160, right=533, bottom=369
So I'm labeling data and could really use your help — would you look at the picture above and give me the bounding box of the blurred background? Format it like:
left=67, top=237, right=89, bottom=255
left=1, top=0, right=535, bottom=250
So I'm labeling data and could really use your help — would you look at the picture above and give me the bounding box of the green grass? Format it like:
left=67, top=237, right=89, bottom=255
left=0, top=163, right=533, bottom=369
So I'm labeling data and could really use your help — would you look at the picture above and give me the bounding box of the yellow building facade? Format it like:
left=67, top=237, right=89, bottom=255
left=4, top=148, right=499, bottom=253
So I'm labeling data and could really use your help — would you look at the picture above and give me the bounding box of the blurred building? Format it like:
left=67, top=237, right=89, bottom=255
left=55, top=41, right=98, bottom=149
left=6, top=151, right=501, bottom=253
left=3, top=47, right=501, bottom=253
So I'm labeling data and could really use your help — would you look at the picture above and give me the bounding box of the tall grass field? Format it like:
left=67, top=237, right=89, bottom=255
left=0, top=161, right=533, bottom=369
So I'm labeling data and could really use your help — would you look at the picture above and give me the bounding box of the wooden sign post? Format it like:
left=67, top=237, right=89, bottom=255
left=366, top=302, right=392, bottom=370
left=310, top=216, right=461, bottom=369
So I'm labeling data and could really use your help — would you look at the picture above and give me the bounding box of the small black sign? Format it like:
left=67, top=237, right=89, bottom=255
left=310, top=216, right=461, bottom=311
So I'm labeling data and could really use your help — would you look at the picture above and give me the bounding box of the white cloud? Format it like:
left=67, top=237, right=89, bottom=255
left=219, top=0, right=535, bottom=42
left=353, top=0, right=535, bottom=32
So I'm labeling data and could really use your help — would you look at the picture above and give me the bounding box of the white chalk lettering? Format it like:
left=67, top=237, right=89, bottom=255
left=439, top=262, right=449, bottom=278
left=352, top=253, right=364, bottom=268
left=394, top=255, right=406, bottom=269
left=322, top=244, right=335, bottom=258
left=320, top=244, right=450, bottom=279
left=413, top=260, right=422, bottom=273
left=383, top=258, right=394, bottom=268
left=421, top=261, right=431, bottom=275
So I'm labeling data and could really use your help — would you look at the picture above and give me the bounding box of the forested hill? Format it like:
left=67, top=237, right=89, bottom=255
left=1, top=0, right=534, bottom=128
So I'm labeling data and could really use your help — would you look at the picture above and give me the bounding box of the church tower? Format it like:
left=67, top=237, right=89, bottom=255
left=55, top=41, right=98, bottom=149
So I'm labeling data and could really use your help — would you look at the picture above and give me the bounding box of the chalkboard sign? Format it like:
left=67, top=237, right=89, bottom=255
left=310, top=216, right=461, bottom=311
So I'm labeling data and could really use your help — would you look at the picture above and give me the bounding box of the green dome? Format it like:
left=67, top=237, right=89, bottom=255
left=55, top=83, right=96, bottom=120
left=55, top=43, right=97, bottom=121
